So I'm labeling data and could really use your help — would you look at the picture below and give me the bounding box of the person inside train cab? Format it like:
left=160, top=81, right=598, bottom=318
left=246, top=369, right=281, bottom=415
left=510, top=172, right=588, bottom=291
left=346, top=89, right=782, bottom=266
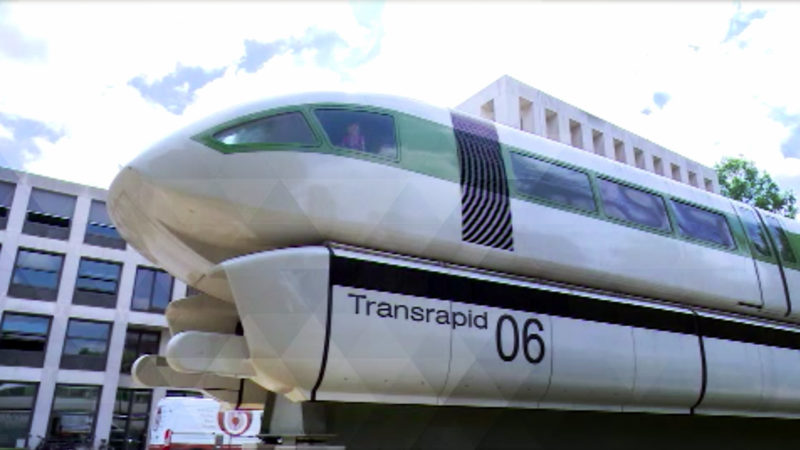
left=340, top=122, right=366, bottom=151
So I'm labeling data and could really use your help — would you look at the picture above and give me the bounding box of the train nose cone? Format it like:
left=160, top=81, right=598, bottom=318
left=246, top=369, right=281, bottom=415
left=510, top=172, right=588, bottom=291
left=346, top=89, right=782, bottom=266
left=108, top=135, right=228, bottom=291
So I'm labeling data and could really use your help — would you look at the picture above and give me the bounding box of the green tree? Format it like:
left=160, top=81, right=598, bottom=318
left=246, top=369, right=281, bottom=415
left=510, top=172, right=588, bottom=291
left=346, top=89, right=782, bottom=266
left=715, top=157, right=797, bottom=218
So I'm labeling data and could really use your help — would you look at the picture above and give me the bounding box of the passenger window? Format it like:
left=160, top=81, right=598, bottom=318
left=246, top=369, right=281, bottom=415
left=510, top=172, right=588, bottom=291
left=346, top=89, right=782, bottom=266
left=671, top=201, right=734, bottom=248
left=735, top=206, right=772, bottom=258
left=764, top=216, right=797, bottom=263
left=213, top=112, right=315, bottom=146
left=314, top=109, right=397, bottom=158
left=510, top=153, right=596, bottom=212
left=597, top=179, right=670, bottom=231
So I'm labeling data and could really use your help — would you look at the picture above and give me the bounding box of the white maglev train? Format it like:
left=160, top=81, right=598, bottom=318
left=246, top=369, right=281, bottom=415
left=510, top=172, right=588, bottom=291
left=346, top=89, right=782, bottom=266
left=110, top=92, right=800, bottom=418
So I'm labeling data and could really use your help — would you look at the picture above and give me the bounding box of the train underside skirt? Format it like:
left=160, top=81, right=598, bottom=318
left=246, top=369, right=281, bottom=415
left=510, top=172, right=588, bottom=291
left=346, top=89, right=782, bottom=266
left=152, top=245, right=800, bottom=419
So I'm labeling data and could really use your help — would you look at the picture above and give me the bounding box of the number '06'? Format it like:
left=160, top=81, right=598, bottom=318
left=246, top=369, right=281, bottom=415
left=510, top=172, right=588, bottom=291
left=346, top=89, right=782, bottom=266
left=495, top=315, right=545, bottom=364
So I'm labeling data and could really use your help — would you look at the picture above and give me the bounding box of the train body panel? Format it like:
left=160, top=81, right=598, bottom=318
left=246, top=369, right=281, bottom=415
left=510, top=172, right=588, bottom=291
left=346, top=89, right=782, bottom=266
left=138, top=244, right=800, bottom=418
left=110, top=92, right=800, bottom=418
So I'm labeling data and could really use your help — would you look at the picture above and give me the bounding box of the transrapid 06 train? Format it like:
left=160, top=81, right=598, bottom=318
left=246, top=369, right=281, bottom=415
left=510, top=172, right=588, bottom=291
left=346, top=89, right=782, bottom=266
left=109, top=92, right=800, bottom=419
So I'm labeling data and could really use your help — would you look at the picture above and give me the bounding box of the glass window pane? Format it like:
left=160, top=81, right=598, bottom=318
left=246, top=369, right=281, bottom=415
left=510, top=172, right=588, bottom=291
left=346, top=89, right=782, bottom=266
left=78, top=259, right=121, bottom=281
left=131, top=391, right=151, bottom=416
left=672, top=201, right=734, bottom=248
left=214, top=112, right=315, bottom=146
left=314, top=109, right=397, bottom=158
left=52, top=385, right=100, bottom=410
left=0, top=182, right=15, bottom=208
left=50, top=385, right=100, bottom=440
left=736, top=206, right=772, bottom=257
left=86, top=223, right=121, bottom=239
left=139, top=332, right=160, bottom=355
left=17, top=250, right=63, bottom=272
left=28, top=188, right=76, bottom=218
left=598, top=179, right=670, bottom=231
left=510, top=154, right=596, bottom=212
left=1, top=314, right=49, bottom=336
left=13, top=268, right=59, bottom=289
left=63, top=338, right=107, bottom=356
left=765, top=216, right=797, bottom=263
left=0, top=382, right=38, bottom=447
left=75, top=278, right=117, bottom=294
left=88, top=200, right=111, bottom=225
left=0, top=382, right=37, bottom=409
left=67, top=321, right=110, bottom=340
left=151, top=272, right=172, bottom=311
left=132, top=269, right=154, bottom=310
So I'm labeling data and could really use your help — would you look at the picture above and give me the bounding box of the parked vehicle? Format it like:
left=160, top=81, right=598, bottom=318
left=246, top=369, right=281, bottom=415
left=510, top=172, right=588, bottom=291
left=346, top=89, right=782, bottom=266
left=147, top=397, right=261, bottom=449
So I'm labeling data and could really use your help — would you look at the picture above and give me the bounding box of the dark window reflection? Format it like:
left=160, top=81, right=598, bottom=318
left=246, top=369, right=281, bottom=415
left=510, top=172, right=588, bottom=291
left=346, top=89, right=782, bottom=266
left=131, top=267, right=173, bottom=313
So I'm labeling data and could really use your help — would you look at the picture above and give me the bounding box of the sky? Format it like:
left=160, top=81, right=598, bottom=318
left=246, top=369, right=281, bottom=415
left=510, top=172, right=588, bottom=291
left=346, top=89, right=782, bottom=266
left=2, top=1, right=800, bottom=196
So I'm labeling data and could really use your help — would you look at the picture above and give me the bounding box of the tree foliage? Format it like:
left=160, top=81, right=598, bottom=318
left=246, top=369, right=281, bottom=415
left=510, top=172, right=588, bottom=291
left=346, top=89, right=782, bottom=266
left=715, top=157, right=797, bottom=218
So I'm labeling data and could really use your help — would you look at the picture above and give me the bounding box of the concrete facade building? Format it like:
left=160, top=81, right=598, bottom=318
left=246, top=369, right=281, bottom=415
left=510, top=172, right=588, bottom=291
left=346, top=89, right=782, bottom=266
left=456, top=75, right=720, bottom=193
left=0, top=167, right=195, bottom=450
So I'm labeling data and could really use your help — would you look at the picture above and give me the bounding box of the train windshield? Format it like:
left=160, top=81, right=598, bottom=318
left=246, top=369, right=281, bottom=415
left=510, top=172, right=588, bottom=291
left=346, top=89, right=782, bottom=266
left=213, top=112, right=315, bottom=146
left=314, top=109, right=397, bottom=158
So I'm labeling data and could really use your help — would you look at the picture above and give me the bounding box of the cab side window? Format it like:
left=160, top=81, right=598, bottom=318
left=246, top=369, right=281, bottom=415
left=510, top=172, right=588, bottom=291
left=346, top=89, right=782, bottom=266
left=213, top=112, right=315, bottom=146
left=314, top=109, right=397, bottom=159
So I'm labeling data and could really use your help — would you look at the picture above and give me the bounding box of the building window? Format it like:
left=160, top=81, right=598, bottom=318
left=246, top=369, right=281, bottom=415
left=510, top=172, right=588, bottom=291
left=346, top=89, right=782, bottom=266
left=60, top=319, right=111, bottom=371
left=165, top=390, right=203, bottom=398
left=634, top=148, right=645, bottom=169
left=653, top=156, right=664, bottom=175
left=592, top=129, right=605, bottom=156
left=569, top=120, right=583, bottom=149
left=73, top=258, right=122, bottom=308
left=545, top=109, right=559, bottom=141
left=688, top=171, right=698, bottom=187
left=480, top=100, right=495, bottom=121
left=121, top=329, right=160, bottom=374
left=110, top=389, right=152, bottom=450
left=23, top=188, right=76, bottom=240
left=0, top=181, right=16, bottom=230
left=518, top=98, right=533, bottom=132
left=671, top=163, right=682, bottom=182
left=48, top=384, right=101, bottom=443
left=614, top=139, right=626, bottom=163
left=131, top=267, right=173, bottom=313
left=0, top=381, right=38, bottom=448
left=8, top=249, right=64, bottom=301
left=85, top=200, right=126, bottom=250
left=0, top=313, right=51, bottom=367
left=186, top=285, right=202, bottom=297
left=704, top=178, right=714, bottom=192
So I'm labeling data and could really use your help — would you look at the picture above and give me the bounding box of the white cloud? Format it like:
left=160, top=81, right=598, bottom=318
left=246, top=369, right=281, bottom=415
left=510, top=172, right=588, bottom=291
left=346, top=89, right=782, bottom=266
left=0, top=123, right=12, bottom=140
left=4, top=0, right=800, bottom=199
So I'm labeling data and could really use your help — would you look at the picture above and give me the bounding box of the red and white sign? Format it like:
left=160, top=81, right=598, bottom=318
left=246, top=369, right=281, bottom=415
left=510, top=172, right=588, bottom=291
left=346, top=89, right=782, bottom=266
left=217, top=410, right=253, bottom=436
